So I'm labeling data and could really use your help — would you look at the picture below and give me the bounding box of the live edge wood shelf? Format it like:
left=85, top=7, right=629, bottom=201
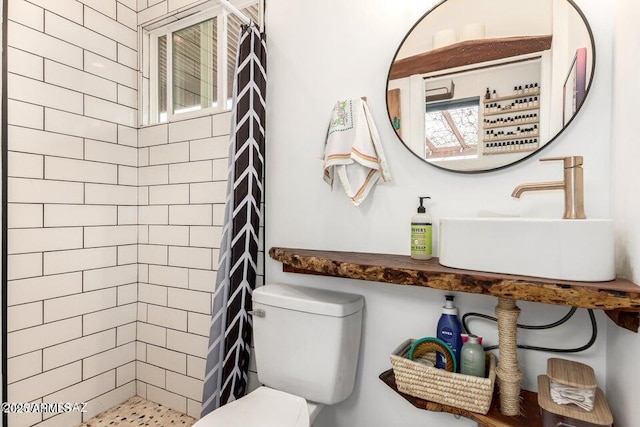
left=269, top=248, right=640, bottom=427
left=379, top=369, right=542, bottom=427
left=271, top=247, right=632, bottom=424
left=270, top=247, right=633, bottom=424
left=269, top=247, right=640, bottom=332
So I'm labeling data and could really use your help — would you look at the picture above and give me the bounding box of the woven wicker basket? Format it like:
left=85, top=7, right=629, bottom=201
left=390, top=339, right=496, bottom=414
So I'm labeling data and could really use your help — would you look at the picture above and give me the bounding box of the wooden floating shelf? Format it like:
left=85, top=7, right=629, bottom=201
left=483, top=90, right=541, bottom=104
left=483, top=119, right=539, bottom=130
left=485, top=106, right=539, bottom=116
left=483, top=133, right=539, bottom=143
left=269, top=247, right=640, bottom=332
left=379, top=369, right=542, bottom=427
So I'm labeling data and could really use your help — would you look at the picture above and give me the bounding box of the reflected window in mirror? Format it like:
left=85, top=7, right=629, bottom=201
left=425, top=97, right=479, bottom=160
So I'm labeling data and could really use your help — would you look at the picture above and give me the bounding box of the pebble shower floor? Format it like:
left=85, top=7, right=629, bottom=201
left=79, top=396, right=196, bottom=426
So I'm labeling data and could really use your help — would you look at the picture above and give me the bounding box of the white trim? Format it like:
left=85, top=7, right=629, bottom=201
left=218, top=0, right=251, bottom=26
left=146, top=0, right=256, bottom=37
left=149, top=33, right=160, bottom=123
left=142, top=0, right=258, bottom=125
left=149, top=6, right=221, bottom=37
left=219, top=10, right=229, bottom=105
left=166, top=29, right=174, bottom=120
left=138, top=106, right=228, bottom=129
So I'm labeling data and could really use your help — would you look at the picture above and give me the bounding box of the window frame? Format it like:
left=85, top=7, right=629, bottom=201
left=145, top=0, right=258, bottom=125
left=424, top=96, right=480, bottom=159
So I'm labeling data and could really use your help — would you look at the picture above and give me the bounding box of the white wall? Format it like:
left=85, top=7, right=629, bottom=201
left=134, top=0, right=262, bottom=419
left=265, top=1, right=614, bottom=426
left=5, top=1, right=259, bottom=423
left=135, top=113, right=247, bottom=418
left=606, top=1, right=640, bottom=426
left=5, top=1, right=139, bottom=426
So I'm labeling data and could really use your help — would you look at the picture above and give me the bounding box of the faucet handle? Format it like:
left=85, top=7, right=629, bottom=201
left=540, top=156, right=583, bottom=168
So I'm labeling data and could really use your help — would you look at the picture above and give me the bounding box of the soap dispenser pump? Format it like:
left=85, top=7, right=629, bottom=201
left=411, top=196, right=432, bottom=260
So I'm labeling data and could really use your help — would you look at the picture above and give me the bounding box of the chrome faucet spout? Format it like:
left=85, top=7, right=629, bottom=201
left=510, top=156, right=586, bottom=219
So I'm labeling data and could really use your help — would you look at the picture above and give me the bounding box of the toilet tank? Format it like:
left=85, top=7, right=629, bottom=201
left=252, top=284, right=364, bottom=405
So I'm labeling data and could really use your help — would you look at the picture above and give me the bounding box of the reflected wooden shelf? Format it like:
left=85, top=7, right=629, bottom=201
left=485, top=106, right=539, bottom=116
left=269, top=247, right=640, bottom=332
left=483, top=147, right=538, bottom=156
left=483, top=90, right=541, bottom=103
left=483, top=133, right=539, bottom=143
left=390, top=35, right=552, bottom=80
left=379, top=369, right=542, bottom=427
left=483, top=119, right=539, bottom=130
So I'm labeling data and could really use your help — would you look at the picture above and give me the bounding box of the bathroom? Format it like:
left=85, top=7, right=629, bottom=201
left=2, top=0, right=640, bottom=426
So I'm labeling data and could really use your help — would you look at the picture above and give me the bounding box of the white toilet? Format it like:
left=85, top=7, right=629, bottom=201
left=194, top=283, right=364, bottom=427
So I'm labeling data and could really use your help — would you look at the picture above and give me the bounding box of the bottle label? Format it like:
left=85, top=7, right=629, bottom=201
left=411, top=223, right=432, bottom=255
left=436, top=326, right=459, bottom=369
left=440, top=327, right=453, bottom=338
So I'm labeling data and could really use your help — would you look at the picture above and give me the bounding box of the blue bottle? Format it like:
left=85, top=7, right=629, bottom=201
left=436, top=295, right=463, bottom=371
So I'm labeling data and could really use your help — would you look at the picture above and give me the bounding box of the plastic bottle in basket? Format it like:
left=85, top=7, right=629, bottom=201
left=436, top=295, right=462, bottom=371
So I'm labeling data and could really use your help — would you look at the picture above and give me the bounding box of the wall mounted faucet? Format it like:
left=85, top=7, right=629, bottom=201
left=511, top=156, right=586, bottom=219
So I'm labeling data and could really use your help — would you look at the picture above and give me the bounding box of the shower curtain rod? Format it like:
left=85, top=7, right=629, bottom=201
left=217, top=0, right=251, bottom=26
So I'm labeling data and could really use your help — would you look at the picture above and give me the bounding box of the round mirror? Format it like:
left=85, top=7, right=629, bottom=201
left=386, top=0, right=595, bottom=173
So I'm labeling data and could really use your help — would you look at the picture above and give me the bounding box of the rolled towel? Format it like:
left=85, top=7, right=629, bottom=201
left=323, top=98, right=391, bottom=206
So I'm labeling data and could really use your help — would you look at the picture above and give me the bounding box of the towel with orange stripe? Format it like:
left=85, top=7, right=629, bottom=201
left=323, top=98, right=391, bottom=206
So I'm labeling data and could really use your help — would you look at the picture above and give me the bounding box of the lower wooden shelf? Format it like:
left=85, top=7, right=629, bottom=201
left=379, top=369, right=542, bottom=427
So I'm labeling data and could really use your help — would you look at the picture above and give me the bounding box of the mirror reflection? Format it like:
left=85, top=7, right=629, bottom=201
left=387, top=0, right=594, bottom=172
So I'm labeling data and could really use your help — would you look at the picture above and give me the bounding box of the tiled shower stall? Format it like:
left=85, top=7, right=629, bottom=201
left=5, top=1, right=261, bottom=425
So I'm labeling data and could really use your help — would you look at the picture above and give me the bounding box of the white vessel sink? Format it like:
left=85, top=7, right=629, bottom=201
left=439, top=218, right=615, bottom=282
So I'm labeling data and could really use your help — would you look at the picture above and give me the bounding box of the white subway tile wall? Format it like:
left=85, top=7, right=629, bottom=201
left=136, top=103, right=265, bottom=412
left=6, top=1, right=264, bottom=425
left=6, top=1, right=139, bottom=425
left=138, top=2, right=169, bottom=26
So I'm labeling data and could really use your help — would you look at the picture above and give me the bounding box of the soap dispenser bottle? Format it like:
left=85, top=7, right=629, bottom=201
left=436, top=295, right=463, bottom=371
left=411, top=196, right=432, bottom=260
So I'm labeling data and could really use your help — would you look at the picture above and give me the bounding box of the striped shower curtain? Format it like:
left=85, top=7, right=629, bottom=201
left=201, top=22, right=266, bottom=417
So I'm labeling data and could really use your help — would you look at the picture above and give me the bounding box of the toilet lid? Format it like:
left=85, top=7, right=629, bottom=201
left=194, top=387, right=310, bottom=427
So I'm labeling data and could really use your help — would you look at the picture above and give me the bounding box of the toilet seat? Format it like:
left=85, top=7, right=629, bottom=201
left=194, top=387, right=310, bottom=427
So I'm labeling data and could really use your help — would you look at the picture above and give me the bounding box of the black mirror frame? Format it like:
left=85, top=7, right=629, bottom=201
left=385, top=0, right=597, bottom=174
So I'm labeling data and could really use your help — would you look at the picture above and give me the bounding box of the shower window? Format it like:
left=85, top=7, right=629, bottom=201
left=148, top=1, right=260, bottom=124
left=172, top=19, right=218, bottom=116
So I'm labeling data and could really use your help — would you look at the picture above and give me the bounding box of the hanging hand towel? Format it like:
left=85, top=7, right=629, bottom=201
left=323, top=98, right=391, bottom=206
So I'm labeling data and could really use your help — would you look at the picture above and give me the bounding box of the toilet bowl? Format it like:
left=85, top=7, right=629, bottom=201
left=194, top=386, right=324, bottom=426
left=193, top=284, right=364, bottom=427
